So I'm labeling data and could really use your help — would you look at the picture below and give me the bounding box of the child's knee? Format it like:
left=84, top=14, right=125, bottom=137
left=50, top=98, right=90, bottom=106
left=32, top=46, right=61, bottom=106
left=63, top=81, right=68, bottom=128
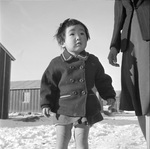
left=56, top=124, right=73, bottom=148
left=74, top=124, right=90, bottom=149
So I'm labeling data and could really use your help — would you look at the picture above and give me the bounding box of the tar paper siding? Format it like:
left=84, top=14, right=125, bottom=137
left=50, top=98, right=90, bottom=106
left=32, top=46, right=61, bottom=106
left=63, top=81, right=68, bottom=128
left=9, top=81, right=42, bottom=113
left=0, top=43, right=15, bottom=119
left=9, top=89, right=41, bottom=113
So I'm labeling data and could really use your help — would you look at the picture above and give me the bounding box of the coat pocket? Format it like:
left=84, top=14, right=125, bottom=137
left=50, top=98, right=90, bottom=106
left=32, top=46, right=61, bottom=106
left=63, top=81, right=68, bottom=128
left=60, top=94, right=71, bottom=99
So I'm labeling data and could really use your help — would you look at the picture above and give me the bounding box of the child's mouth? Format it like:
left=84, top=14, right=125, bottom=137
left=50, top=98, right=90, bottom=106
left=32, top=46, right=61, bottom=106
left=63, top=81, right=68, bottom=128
left=76, top=42, right=81, bottom=46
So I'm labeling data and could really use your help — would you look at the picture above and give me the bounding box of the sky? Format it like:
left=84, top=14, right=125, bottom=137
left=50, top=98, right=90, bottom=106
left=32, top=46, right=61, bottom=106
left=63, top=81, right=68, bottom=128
left=0, top=0, right=122, bottom=90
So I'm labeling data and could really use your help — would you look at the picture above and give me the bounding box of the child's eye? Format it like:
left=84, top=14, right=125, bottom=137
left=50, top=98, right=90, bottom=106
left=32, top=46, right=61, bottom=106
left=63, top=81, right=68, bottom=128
left=70, top=33, right=74, bottom=36
left=80, top=32, right=85, bottom=35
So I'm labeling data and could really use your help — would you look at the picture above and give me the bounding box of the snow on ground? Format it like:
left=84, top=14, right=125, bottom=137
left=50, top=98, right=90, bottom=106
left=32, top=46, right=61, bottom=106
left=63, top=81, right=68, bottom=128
left=0, top=114, right=147, bottom=149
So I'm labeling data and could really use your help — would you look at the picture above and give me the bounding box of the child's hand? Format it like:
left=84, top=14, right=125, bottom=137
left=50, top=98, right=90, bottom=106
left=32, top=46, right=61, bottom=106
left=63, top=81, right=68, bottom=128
left=42, top=107, right=51, bottom=117
left=107, top=98, right=116, bottom=111
left=107, top=98, right=115, bottom=106
left=103, top=98, right=116, bottom=116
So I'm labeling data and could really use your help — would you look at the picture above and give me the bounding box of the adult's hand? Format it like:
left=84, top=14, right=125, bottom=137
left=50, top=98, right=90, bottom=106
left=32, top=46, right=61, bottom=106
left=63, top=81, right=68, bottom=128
left=108, top=47, right=120, bottom=67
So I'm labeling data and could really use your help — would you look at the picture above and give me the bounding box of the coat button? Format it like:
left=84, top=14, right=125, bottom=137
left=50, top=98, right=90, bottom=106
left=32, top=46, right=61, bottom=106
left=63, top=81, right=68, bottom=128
left=70, top=79, right=75, bottom=83
left=81, top=90, right=86, bottom=95
left=72, top=91, right=78, bottom=95
left=79, top=65, right=84, bottom=69
left=69, top=66, right=74, bottom=69
left=79, top=79, right=84, bottom=83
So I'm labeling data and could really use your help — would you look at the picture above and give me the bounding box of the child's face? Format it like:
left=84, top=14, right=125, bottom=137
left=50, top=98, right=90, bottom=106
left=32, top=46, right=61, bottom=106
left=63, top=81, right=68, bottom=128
left=62, top=24, right=88, bottom=56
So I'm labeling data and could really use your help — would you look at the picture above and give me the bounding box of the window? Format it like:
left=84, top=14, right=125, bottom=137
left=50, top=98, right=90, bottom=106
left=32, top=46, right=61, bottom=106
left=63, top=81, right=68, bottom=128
left=23, top=91, right=30, bottom=103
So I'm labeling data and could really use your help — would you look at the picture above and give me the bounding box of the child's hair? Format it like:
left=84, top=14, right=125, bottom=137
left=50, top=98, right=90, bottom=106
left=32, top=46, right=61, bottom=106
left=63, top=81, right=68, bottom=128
left=54, top=18, right=90, bottom=46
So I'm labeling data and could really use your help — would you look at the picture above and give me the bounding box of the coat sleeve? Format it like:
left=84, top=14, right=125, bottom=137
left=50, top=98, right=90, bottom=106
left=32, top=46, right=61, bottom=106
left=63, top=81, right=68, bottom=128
left=94, top=58, right=116, bottom=100
left=40, top=61, right=60, bottom=111
left=110, top=0, right=126, bottom=52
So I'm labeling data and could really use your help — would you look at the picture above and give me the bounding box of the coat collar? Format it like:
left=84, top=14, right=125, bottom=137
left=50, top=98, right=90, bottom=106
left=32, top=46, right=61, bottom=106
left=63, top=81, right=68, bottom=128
left=61, top=49, right=89, bottom=61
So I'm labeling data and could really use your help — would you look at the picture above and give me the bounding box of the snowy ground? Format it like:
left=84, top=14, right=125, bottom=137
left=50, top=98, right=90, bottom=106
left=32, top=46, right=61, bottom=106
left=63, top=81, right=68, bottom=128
left=0, top=112, right=147, bottom=149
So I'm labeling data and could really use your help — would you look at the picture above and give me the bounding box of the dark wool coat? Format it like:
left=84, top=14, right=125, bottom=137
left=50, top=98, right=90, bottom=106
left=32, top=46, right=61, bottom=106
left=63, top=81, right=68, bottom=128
left=110, top=0, right=150, bottom=52
left=40, top=50, right=116, bottom=117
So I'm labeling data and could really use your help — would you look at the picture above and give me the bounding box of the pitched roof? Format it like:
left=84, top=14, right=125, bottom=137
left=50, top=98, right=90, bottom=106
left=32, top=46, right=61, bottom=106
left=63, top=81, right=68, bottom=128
left=0, top=43, right=15, bottom=61
left=10, top=80, right=41, bottom=89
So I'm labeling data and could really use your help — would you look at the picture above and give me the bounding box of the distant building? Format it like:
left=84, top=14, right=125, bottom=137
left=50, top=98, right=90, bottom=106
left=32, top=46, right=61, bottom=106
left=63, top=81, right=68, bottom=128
left=9, top=80, right=41, bottom=113
left=0, top=43, right=15, bottom=119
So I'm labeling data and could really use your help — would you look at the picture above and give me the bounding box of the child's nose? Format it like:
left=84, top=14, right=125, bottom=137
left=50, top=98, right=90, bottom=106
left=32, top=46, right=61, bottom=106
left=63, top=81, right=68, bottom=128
left=76, top=34, right=81, bottom=40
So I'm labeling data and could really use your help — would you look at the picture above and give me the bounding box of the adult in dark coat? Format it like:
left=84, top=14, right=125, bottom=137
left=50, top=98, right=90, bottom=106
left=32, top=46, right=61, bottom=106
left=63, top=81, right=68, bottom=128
left=108, top=0, right=150, bottom=139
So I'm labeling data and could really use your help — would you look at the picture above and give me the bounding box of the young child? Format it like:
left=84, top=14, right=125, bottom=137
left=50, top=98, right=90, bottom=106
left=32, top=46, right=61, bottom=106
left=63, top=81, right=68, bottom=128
left=40, top=18, right=116, bottom=149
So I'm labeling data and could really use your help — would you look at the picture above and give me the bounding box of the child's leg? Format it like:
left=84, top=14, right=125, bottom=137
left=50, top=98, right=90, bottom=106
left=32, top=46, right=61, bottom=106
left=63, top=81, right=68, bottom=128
left=56, top=123, right=73, bottom=149
left=74, top=124, right=90, bottom=149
